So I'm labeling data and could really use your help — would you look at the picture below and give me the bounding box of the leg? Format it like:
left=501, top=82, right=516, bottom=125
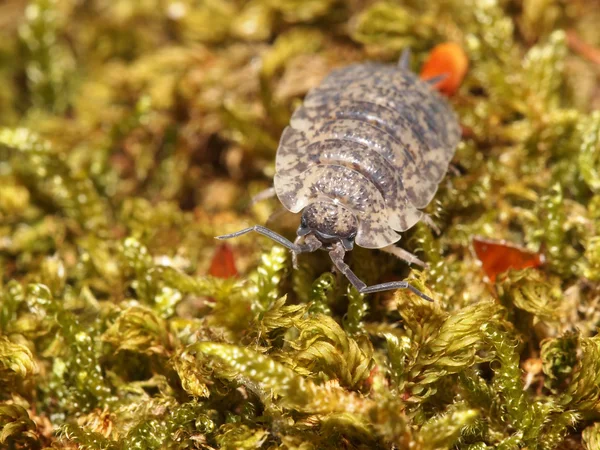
left=421, top=213, right=441, bottom=236
left=292, top=235, right=303, bottom=269
left=217, top=225, right=300, bottom=251
left=250, top=187, right=276, bottom=206
left=398, top=48, right=411, bottom=70
left=328, top=243, right=433, bottom=302
left=448, top=164, right=461, bottom=177
left=381, top=245, right=428, bottom=268
left=424, top=73, right=448, bottom=86
left=265, top=206, right=289, bottom=228
left=216, top=226, right=321, bottom=260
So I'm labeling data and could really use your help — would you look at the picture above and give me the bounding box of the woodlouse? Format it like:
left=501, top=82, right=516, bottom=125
left=217, top=51, right=461, bottom=301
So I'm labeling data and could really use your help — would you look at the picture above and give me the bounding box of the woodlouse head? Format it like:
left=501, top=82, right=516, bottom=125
left=297, top=201, right=357, bottom=250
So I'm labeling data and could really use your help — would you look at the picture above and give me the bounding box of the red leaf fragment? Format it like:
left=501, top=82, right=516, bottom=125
left=472, top=237, right=545, bottom=283
left=209, top=243, right=238, bottom=279
left=420, top=42, right=468, bottom=96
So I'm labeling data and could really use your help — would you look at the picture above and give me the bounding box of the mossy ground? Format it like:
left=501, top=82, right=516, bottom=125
left=1, top=0, right=600, bottom=449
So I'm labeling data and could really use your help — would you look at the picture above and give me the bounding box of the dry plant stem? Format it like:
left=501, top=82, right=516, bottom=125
left=567, top=29, right=600, bottom=65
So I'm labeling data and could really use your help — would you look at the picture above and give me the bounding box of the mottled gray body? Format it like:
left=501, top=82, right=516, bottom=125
left=218, top=55, right=461, bottom=300
left=274, top=62, right=460, bottom=248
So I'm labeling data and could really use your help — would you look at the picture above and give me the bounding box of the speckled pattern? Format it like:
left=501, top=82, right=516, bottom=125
left=301, top=202, right=358, bottom=240
left=274, top=62, right=460, bottom=249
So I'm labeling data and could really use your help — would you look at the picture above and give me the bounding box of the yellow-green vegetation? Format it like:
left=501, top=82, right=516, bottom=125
left=1, top=0, right=600, bottom=448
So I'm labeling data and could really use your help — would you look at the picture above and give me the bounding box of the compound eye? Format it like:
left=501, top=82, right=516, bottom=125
left=297, top=218, right=310, bottom=236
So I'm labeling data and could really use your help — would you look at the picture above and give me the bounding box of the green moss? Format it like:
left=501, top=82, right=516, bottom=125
left=1, top=0, right=600, bottom=448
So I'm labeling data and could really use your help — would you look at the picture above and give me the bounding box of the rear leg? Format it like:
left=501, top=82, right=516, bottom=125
left=421, top=213, right=441, bottom=235
left=250, top=187, right=296, bottom=240
left=381, top=245, right=428, bottom=268
left=398, top=48, right=412, bottom=70
left=265, top=206, right=289, bottom=228
left=447, top=164, right=462, bottom=177
left=250, top=186, right=277, bottom=206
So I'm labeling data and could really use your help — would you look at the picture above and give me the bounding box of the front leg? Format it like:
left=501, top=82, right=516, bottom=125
left=216, top=226, right=321, bottom=260
left=328, top=243, right=433, bottom=302
left=217, top=225, right=301, bottom=251
left=328, top=243, right=367, bottom=291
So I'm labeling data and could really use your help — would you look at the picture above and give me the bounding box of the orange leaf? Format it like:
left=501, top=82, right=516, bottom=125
left=209, top=243, right=238, bottom=279
left=420, top=42, right=468, bottom=96
left=472, top=237, right=544, bottom=283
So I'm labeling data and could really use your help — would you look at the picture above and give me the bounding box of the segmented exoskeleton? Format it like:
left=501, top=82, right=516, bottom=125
left=218, top=51, right=461, bottom=301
